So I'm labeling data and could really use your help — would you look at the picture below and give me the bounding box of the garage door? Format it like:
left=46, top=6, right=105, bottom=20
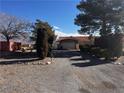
left=61, top=41, right=76, bottom=49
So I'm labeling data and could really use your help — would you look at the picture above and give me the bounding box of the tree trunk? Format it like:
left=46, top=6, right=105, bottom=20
left=6, top=36, right=10, bottom=51
left=100, top=16, right=107, bottom=36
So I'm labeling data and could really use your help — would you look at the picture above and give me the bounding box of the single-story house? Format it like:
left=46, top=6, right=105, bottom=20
left=55, top=36, right=95, bottom=50
left=0, top=32, right=34, bottom=52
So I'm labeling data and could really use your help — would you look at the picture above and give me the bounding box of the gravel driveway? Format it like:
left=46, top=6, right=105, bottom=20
left=0, top=50, right=124, bottom=93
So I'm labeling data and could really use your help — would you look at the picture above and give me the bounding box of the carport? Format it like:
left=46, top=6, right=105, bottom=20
left=59, top=39, right=78, bottom=50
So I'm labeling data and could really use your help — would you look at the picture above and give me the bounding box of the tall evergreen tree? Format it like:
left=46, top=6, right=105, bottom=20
left=75, top=0, right=124, bottom=36
left=31, top=19, right=54, bottom=41
left=36, top=28, right=48, bottom=59
left=32, top=19, right=55, bottom=58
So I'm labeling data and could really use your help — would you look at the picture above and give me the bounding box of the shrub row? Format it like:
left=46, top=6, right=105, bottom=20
left=80, top=33, right=123, bottom=60
left=80, top=45, right=114, bottom=60
left=90, top=47, right=111, bottom=59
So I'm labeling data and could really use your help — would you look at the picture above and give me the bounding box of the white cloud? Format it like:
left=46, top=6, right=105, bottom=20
left=55, top=30, right=68, bottom=36
left=53, top=26, right=61, bottom=30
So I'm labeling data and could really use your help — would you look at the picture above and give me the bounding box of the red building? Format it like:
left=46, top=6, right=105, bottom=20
left=0, top=41, right=21, bottom=51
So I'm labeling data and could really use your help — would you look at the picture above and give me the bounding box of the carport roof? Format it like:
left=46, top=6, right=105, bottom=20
left=57, top=36, right=91, bottom=43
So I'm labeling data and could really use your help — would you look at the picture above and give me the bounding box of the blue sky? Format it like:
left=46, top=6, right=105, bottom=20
left=0, top=0, right=80, bottom=34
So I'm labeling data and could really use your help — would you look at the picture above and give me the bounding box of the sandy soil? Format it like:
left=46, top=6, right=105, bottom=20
left=0, top=50, right=124, bottom=93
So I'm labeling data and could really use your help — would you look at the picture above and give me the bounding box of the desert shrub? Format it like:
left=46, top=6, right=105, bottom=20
left=80, top=33, right=123, bottom=60
left=110, top=33, right=123, bottom=58
left=94, top=33, right=123, bottom=59
left=99, top=49, right=111, bottom=59
left=79, top=44, right=91, bottom=53
left=90, top=47, right=99, bottom=54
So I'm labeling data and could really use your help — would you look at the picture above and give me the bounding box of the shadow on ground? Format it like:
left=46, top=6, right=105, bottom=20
left=0, top=52, right=37, bottom=59
left=0, top=52, right=41, bottom=65
left=53, top=50, right=80, bottom=58
left=0, top=50, right=80, bottom=65
left=71, top=53, right=112, bottom=67
left=0, top=58, right=40, bottom=65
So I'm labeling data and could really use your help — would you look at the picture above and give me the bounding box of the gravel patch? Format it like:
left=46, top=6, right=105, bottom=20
left=0, top=50, right=124, bottom=93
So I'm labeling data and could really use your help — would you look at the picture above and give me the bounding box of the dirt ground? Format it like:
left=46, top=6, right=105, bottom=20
left=0, top=50, right=124, bottom=93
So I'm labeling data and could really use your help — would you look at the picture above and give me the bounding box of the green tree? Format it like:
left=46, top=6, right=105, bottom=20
left=75, top=0, right=124, bottom=36
left=31, top=19, right=54, bottom=41
left=32, top=19, right=55, bottom=58
left=36, top=28, right=48, bottom=59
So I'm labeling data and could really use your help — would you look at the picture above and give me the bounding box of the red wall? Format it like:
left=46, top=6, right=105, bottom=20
left=0, top=41, right=21, bottom=51
left=0, top=41, right=9, bottom=51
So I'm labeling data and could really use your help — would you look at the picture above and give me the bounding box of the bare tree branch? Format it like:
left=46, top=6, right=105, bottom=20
left=0, top=13, right=31, bottom=42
